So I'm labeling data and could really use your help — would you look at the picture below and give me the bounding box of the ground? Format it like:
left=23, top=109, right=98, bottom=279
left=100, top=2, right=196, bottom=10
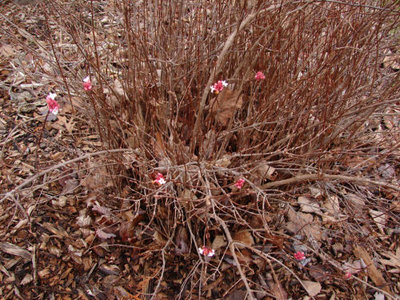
left=1, top=1, right=400, bottom=299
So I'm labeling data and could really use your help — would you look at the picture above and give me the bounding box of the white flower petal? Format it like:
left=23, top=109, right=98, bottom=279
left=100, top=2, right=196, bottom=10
left=48, top=93, right=57, bottom=100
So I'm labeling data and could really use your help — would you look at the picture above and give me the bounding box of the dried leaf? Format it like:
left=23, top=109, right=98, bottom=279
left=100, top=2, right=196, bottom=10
left=383, top=106, right=400, bottom=130
left=48, top=245, right=62, bottom=257
left=0, top=44, right=17, bottom=58
left=153, top=131, right=167, bottom=159
left=215, top=154, right=231, bottom=168
left=286, top=210, right=323, bottom=243
left=114, top=286, right=135, bottom=298
left=113, top=78, right=125, bottom=97
left=96, top=229, right=116, bottom=240
left=346, top=194, right=365, bottom=216
left=369, top=209, right=387, bottom=233
left=201, top=129, right=216, bottom=159
left=42, top=222, right=68, bottom=238
left=51, top=196, right=67, bottom=208
left=309, top=264, right=330, bottom=282
left=92, top=204, right=112, bottom=216
left=354, top=245, right=391, bottom=295
left=203, top=275, right=224, bottom=292
left=137, top=277, right=151, bottom=295
left=99, top=264, right=120, bottom=275
left=268, top=279, right=288, bottom=300
left=175, top=226, right=189, bottom=255
left=298, top=196, right=322, bottom=214
left=154, top=231, right=167, bottom=246
left=383, top=53, right=400, bottom=70
left=20, top=274, right=33, bottom=285
left=302, top=280, right=321, bottom=297
left=76, top=213, right=92, bottom=227
left=61, top=178, right=79, bottom=195
left=378, top=163, right=396, bottom=179
left=119, top=221, right=135, bottom=242
left=380, top=248, right=400, bottom=268
left=212, top=235, right=227, bottom=250
left=57, top=115, right=76, bottom=134
left=255, top=162, right=276, bottom=181
left=227, top=289, right=247, bottom=300
left=210, top=89, right=243, bottom=126
left=0, top=242, right=31, bottom=260
left=233, top=230, right=254, bottom=248
left=390, top=201, right=400, bottom=213
left=322, top=195, right=346, bottom=222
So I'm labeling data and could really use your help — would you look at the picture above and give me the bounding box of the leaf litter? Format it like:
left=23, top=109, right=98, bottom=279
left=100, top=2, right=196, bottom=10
left=0, top=1, right=399, bottom=299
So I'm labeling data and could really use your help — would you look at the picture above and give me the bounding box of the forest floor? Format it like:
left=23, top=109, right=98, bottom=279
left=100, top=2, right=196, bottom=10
left=1, top=1, right=400, bottom=299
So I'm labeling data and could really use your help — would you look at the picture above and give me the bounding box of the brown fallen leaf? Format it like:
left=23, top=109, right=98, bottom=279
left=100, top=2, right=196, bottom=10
left=61, top=178, right=80, bottom=195
left=369, top=209, right=387, bottom=234
left=20, top=273, right=33, bottom=285
left=298, top=196, right=322, bottom=215
left=175, top=226, right=189, bottom=255
left=302, top=280, right=321, bottom=297
left=42, top=222, right=68, bottom=238
left=383, top=52, right=400, bottom=70
left=233, top=230, right=254, bottom=249
left=212, top=235, right=227, bottom=250
left=96, top=229, right=116, bottom=240
left=210, top=88, right=243, bottom=126
left=226, top=289, right=247, bottom=300
left=255, top=162, right=277, bottom=181
left=354, top=245, right=391, bottom=295
left=379, top=248, right=400, bottom=269
left=346, top=193, right=365, bottom=217
left=268, top=279, right=288, bottom=300
left=0, top=242, right=31, bottom=260
left=286, top=209, right=323, bottom=242
left=113, top=286, right=136, bottom=299
left=308, top=264, right=331, bottom=282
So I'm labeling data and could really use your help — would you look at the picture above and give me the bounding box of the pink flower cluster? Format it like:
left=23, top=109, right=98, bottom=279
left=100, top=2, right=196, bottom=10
left=234, top=178, right=245, bottom=189
left=154, top=172, right=166, bottom=185
left=294, top=251, right=306, bottom=261
left=210, top=80, right=228, bottom=94
left=255, top=71, right=265, bottom=81
left=46, top=93, right=59, bottom=115
left=199, top=246, right=215, bottom=257
left=344, top=272, right=352, bottom=280
left=83, top=76, right=92, bottom=91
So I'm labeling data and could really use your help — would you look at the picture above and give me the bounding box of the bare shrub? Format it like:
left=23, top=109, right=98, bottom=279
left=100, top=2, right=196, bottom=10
left=2, top=0, right=400, bottom=298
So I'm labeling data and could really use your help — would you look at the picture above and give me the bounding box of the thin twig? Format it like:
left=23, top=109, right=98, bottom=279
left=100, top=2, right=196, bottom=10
left=1, top=149, right=131, bottom=203
left=261, top=173, right=400, bottom=192
left=238, top=242, right=316, bottom=300
left=214, top=215, right=256, bottom=300
left=190, top=4, right=280, bottom=153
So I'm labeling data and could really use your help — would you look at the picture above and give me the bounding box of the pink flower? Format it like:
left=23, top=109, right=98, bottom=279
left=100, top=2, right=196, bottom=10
left=344, top=272, right=352, bottom=280
left=154, top=172, right=166, bottom=185
left=199, top=246, right=215, bottom=257
left=210, top=80, right=228, bottom=94
left=46, top=93, right=59, bottom=115
left=294, top=251, right=306, bottom=261
left=255, top=71, right=265, bottom=81
left=234, top=178, right=245, bottom=189
left=83, top=76, right=92, bottom=91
